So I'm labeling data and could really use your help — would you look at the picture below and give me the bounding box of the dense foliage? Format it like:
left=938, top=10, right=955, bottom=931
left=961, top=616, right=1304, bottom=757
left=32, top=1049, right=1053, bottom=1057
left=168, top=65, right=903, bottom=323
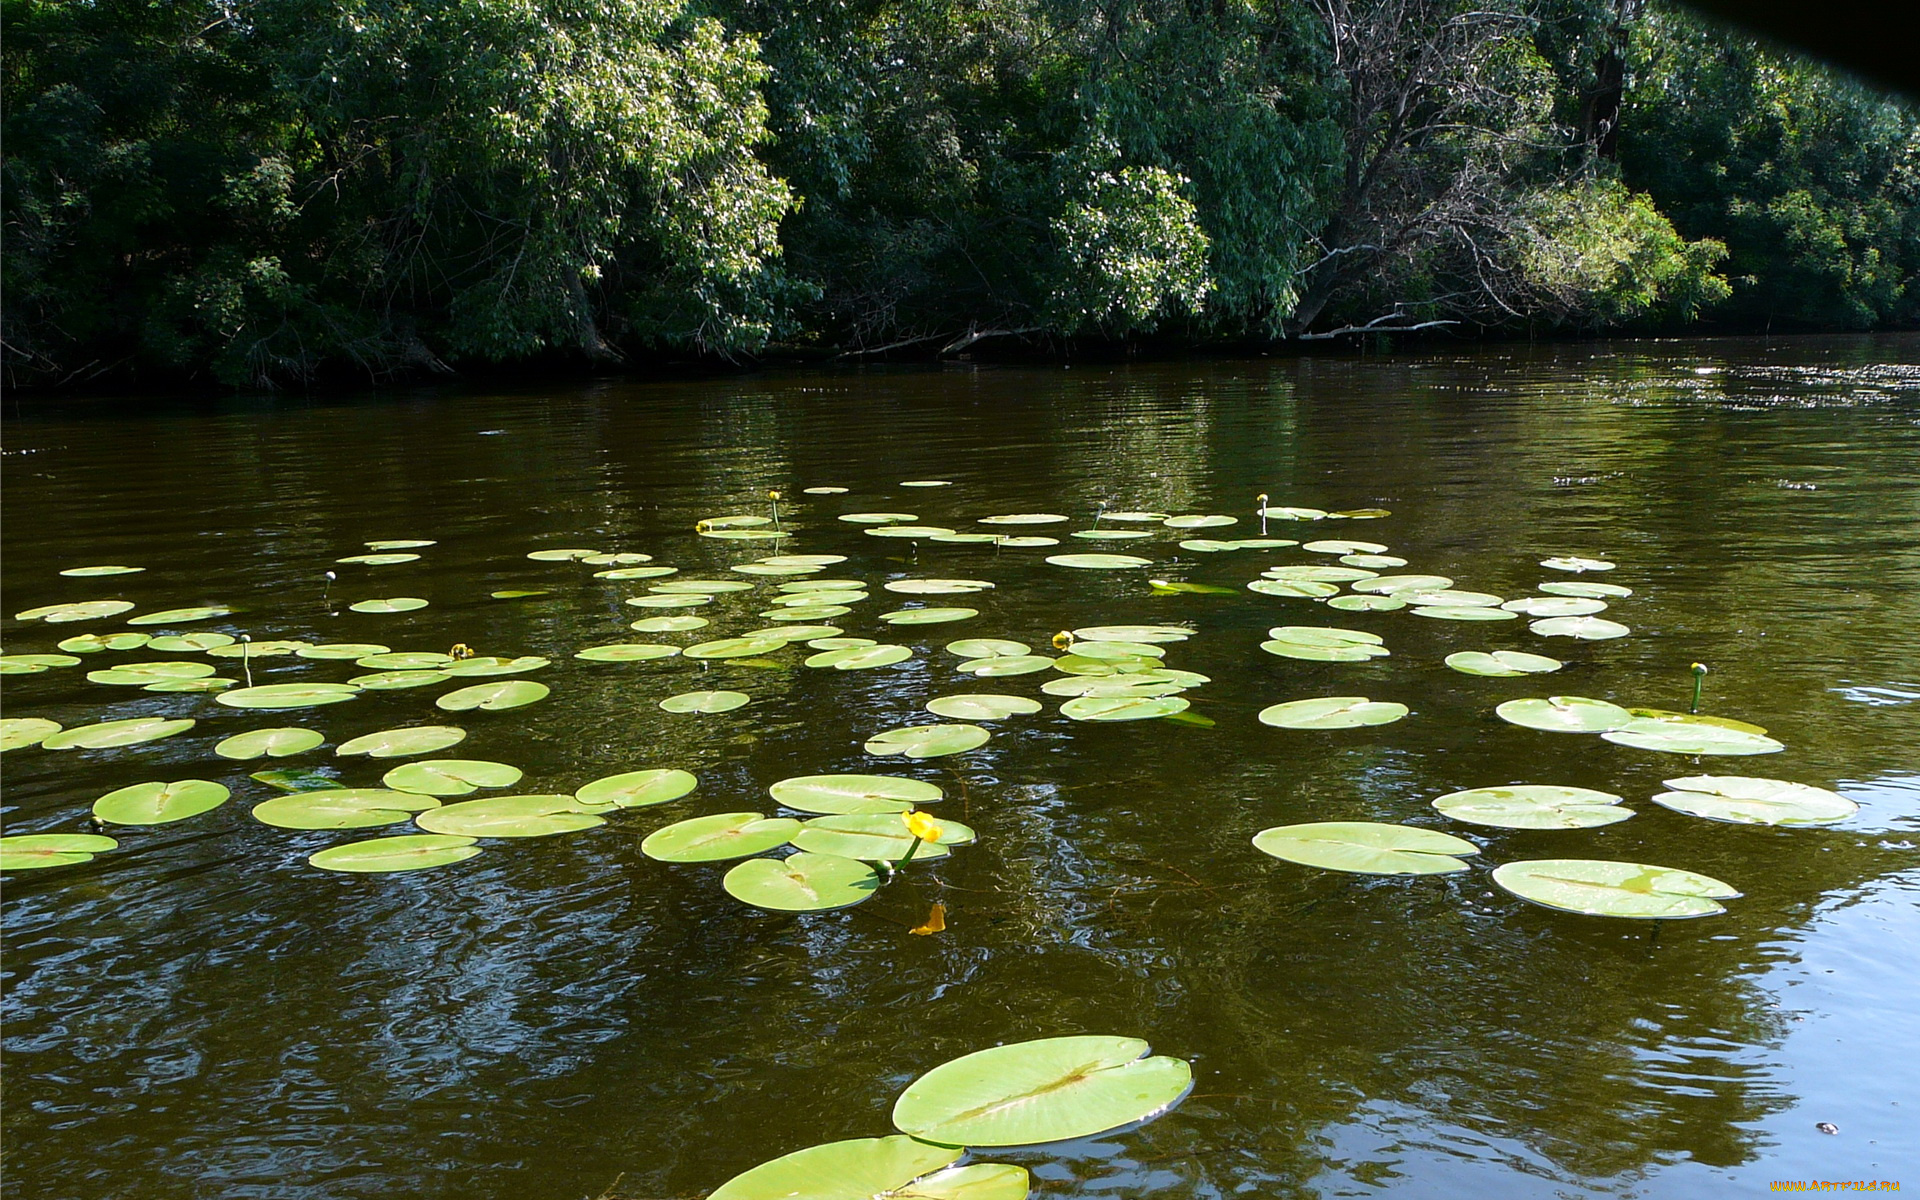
left=3, top=0, right=1914, bottom=385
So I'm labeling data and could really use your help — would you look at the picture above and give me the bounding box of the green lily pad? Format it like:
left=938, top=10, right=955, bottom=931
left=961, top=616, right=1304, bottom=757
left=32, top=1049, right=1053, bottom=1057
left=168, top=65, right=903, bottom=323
left=654, top=580, right=756, bottom=594
left=1247, top=579, right=1339, bottom=599
left=763, top=604, right=851, bottom=620
left=0, top=653, right=82, bottom=673
left=992, top=536, right=1060, bottom=548
left=1177, top=539, right=1241, bottom=553
left=575, top=643, right=680, bottom=662
left=1071, top=625, right=1192, bottom=643
left=1412, top=605, right=1519, bottom=622
left=365, top=539, right=436, bottom=550
left=337, top=725, right=467, bottom=757
left=807, top=644, right=912, bottom=670
left=308, top=833, right=480, bottom=873
left=416, top=795, right=605, bottom=838
left=1650, top=775, right=1856, bottom=825
left=1263, top=565, right=1378, bottom=583
left=769, top=774, right=942, bottom=815
left=143, top=676, right=235, bottom=693
left=839, top=512, right=919, bottom=524
left=778, top=579, right=866, bottom=592
left=802, top=486, right=848, bottom=494
left=1332, top=507, right=1391, bottom=519
left=1052, top=653, right=1161, bottom=677
left=93, top=779, right=230, bottom=825
left=1600, top=720, right=1784, bottom=755
left=59, top=565, right=145, bottom=577
left=1164, top=514, right=1237, bottom=529
left=1502, top=596, right=1608, bottom=617
left=575, top=769, right=698, bottom=808
left=16, top=599, right=137, bottom=623
left=629, top=615, right=711, bottom=633
left=250, top=767, right=344, bottom=792
left=1538, top=580, right=1633, bottom=599
left=641, top=811, right=800, bottom=861
left=707, top=1138, right=984, bottom=1200
left=926, top=693, right=1041, bottom=720
left=901, top=479, right=953, bottom=487
left=124, top=605, right=235, bottom=625
left=254, top=789, right=441, bottom=829
left=349, top=597, right=429, bottom=614
left=1303, top=539, right=1388, bottom=555
left=723, top=851, right=883, bottom=911
left=1492, top=859, right=1738, bottom=918
left=863, top=723, right=990, bottom=758
left=865, top=525, right=957, bottom=539
left=88, top=660, right=218, bottom=685
left=350, top=669, right=450, bottom=690
left=1060, top=695, right=1191, bottom=721
left=733, top=563, right=820, bottom=577
left=880, top=607, right=977, bottom=625
left=206, top=639, right=309, bottom=658
left=1444, top=650, right=1564, bottom=677
left=356, top=651, right=455, bottom=670
left=946, top=638, right=1030, bottom=658
left=759, top=555, right=848, bottom=568
left=527, top=548, right=600, bottom=561
left=1540, top=556, right=1615, bottom=573
left=809, top=637, right=874, bottom=649
left=1, top=717, right=63, bottom=752
left=215, top=727, right=325, bottom=759
left=582, top=552, right=654, bottom=566
left=435, top=680, right=549, bottom=711
left=979, top=513, right=1068, bottom=525
left=1495, top=695, right=1634, bottom=733
left=1258, top=696, right=1407, bottom=729
left=1326, top=594, right=1406, bottom=612
left=1062, top=639, right=1167, bottom=660
left=1625, top=708, right=1769, bottom=735
left=1072, top=529, right=1152, bottom=540
left=217, top=682, right=361, bottom=709
left=1432, top=784, right=1633, bottom=829
left=892, top=1035, right=1191, bottom=1148
left=1103, top=511, right=1171, bottom=522
left=441, top=655, right=549, bottom=676
left=743, top=624, right=843, bottom=642
left=382, top=759, right=524, bottom=796
left=1400, top=589, right=1503, bottom=608
left=1046, top=553, right=1152, bottom=569
left=1340, top=553, right=1408, bottom=568
left=1349, top=574, right=1453, bottom=595
left=335, top=552, right=421, bottom=565
left=41, top=717, right=195, bottom=749
left=1260, top=627, right=1388, bottom=662
left=1253, top=821, right=1478, bottom=874
left=1042, top=676, right=1185, bottom=698
left=593, top=568, right=675, bottom=581
left=958, top=654, right=1055, bottom=676
left=791, top=812, right=974, bottom=861
left=145, top=632, right=237, bottom=652
left=0, top=833, right=118, bottom=870
left=57, top=632, right=152, bottom=653
left=1258, top=505, right=1328, bottom=520
left=661, top=690, right=750, bottom=713
left=685, top=637, right=789, bottom=660
left=884, top=579, right=994, bottom=595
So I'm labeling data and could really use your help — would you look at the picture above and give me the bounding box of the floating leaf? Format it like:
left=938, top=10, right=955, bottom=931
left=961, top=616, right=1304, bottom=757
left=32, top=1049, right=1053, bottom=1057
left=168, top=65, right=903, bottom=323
left=629, top=615, right=710, bottom=633
left=17, top=599, right=138, bottom=623
left=1059, top=695, right=1190, bottom=721
left=1538, top=580, right=1632, bottom=599
left=724, top=851, right=882, bottom=911
left=356, top=651, right=454, bottom=670
left=215, top=727, right=325, bottom=759
left=1432, top=785, right=1633, bottom=829
left=1349, top=574, right=1452, bottom=595
left=1493, top=859, right=1738, bottom=918
left=337, top=725, right=467, bottom=757
left=336, top=552, right=421, bottom=565
left=527, top=548, right=599, bottom=561
left=349, top=597, right=429, bottom=614
left=867, top=525, right=956, bottom=539
left=1053, top=653, right=1161, bottom=677
left=575, top=643, right=680, bottom=662
left=1254, top=821, right=1477, bottom=874
left=654, top=579, right=755, bottom=594
left=1103, top=511, right=1171, bottom=522
left=839, top=512, right=918, bottom=524
left=207, top=638, right=309, bottom=658
left=926, top=693, right=1041, bottom=720
left=892, top=1035, right=1191, bottom=1148
left=93, top=779, right=230, bottom=825
left=308, top=833, right=480, bottom=873
left=1, top=717, right=63, bottom=752
left=576, top=769, right=698, bottom=808
left=365, top=539, right=436, bottom=550
left=1443, top=650, right=1563, bottom=677
left=1326, top=594, right=1406, bottom=613
left=218, top=682, right=361, bottom=709
left=1263, top=565, right=1377, bottom=583
left=254, top=789, right=441, bottom=829
left=59, top=565, right=145, bottom=577
left=1042, top=676, right=1185, bottom=698
left=0, top=653, right=82, bottom=673
left=1260, top=626, right=1388, bottom=662
left=880, top=607, right=977, bottom=625
left=1625, top=708, right=1769, bottom=735
left=1046, top=553, right=1152, bottom=569
left=700, top=515, right=771, bottom=529
left=143, top=676, right=235, bottom=693
left=802, top=486, right=848, bottom=494
left=792, top=812, right=974, bottom=861
left=1400, top=589, right=1504, bottom=607
left=1340, top=553, right=1408, bottom=568
left=1247, top=579, right=1338, bottom=598
left=1502, top=596, right=1608, bottom=617
left=417, top=795, right=605, bottom=838
left=1163, top=514, right=1237, bottom=529
left=1650, top=775, right=1856, bottom=826
left=350, top=669, right=449, bottom=690
left=901, top=479, right=953, bottom=487
left=763, top=604, right=851, bottom=620
left=1529, top=615, right=1631, bottom=640
left=864, top=724, right=990, bottom=758
left=979, top=513, right=1068, bottom=525
left=946, top=638, right=1030, bottom=658
left=88, top=660, right=217, bottom=685
left=250, top=767, right=343, bottom=792
left=42, top=717, right=195, bottom=749
left=1495, top=696, right=1634, bottom=733
left=661, top=690, right=750, bottom=713
left=809, top=637, right=874, bottom=649
left=1063, top=639, right=1166, bottom=661
left=1411, top=605, right=1518, bottom=622
left=1331, top=507, right=1391, bottom=519
left=759, top=555, right=848, bottom=567
left=743, top=624, right=843, bottom=642
left=1072, top=529, right=1152, bottom=540
left=582, top=552, right=654, bottom=566
left=435, top=680, right=549, bottom=711
left=958, top=654, right=1055, bottom=676
left=383, top=759, right=523, bottom=796
left=807, top=644, right=912, bottom=670
left=769, top=774, right=942, bottom=815
left=1601, top=721, right=1784, bottom=755
left=0, top=833, right=118, bottom=870
left=993, top=535, right=1059, bottom=548
left=1303, top=539, right=1388, bottom=555
left=642, top=811, right=800, bottom=861
left=1540, top=556, right=1615, bottom=573
left=1258, top=696, right=1408, bottom=729
left=885, top=579, right=995, bottom=595
left=592, top=568, right=674, bottom=580
left=1071, top=625, right=1191, bottom=644
left=147, top=632, right=237, bottom=652
left=1257, top=505, right=1327, bottom=520
left=442, top=655, right=549, bottom=677
left=706, top=1136, right=975, bottom=1200
left=56, top=631, right=151, bottom=653
left=124, top=605, right=234, bottom=625
left=685, top=637, right=789, bottom=660
left=733, top=563, right=820, bottom=576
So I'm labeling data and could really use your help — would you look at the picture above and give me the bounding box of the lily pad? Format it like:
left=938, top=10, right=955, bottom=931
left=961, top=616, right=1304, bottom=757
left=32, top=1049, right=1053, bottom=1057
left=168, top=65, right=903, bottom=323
left=1303, top=539, right=1388, bottom=555
left=1502, top=596, right=1608, bottom=617
left=1253, top=821, right=1478, bottom=874
left=125, top=605, right=236, bottom=626
left=88, top=660, right=217, bottom=685
left=57, top=631, right=152, bottom=653
left=661, top=690, right=750, bottom=714
left=1432, top=785, right=1633, bottom=829
left=527, top=548, right=600, bottom=561
left=1258, top=505, right=1328, bottom=520
left=625, top=594, right=713, bottom=609
left=744, top=625, right=843, bottom=642
left=1102, top=511, right=1171, bottom=522
left=1350, top=574, right=1453, bottom=595
left=59, top=565, right=145, bottom=577
left=356, top=651, right=454, bottom=670
left=946, top=638, right=1030, bottom=658
left=1062, top=639, right=1166, bottom=660
left=1247, top=579, right=1339, bottom=598
left=1072, top=529, right=1152, bottom=540
left=1060, top=695, right=1191, bottom=721
left=1163, top=514, right=1237, bottom=529
left=206, top=639, right=310, bottom=658
left=864, top=724, right=990, bottom=758
left=1326, top=594, right=1406, bottom=613
left=416, top=795, right=605, bottom=838
left=1042, top=676, right=1185, bottom=698
left=839, top=512, right=919, bottom=524
left=685, top=637, right=789, bottom=660
left=251, top=767, right=345, bottom=792
left=575, top=643, right=680, bottom=662
left=1, top=717, right=64, bottom=752
left=629, top=615, right=711, bottom=633
left=1178, top=539, right=1249, bottom=553
left=1046, top=554, right=1152, bottom=569
left=576, top=769, right=698, bottom=808
left=764, top=604, right=851, bottom=621
left=901, top=479, right=953, bottom=487
left=1530, top=615, right=1632, bottom=640
left=593, top=567, right=675, bottom=580
left=582, top=552, right=654, bottom=566
left=350, top=669, right=450, bottom=690
left=1538, top=580, right=1633, bottom=599
left=866, top=526, right=957, bottom=539
left=1260, top=627, right=1388, bottom=662
left=1400, top=589, right=1504, bottom=608
left=792, top=812, right=974, bottom=861
left=1411, top=605, right=1519, bottom=622
left=218, top=682, right=361, bottom=709
left=1650, top=775, right=1856, bottom=825
left=891, top=1035, right=1192, bottom=1147
left=724, top=851, right=882, bottom=911
left=993, top=536, right=1060, bottom=548
left=1444, top=650, right=1563, bottom=677
left=802, top=486, right=848, bottom=494
left=215, top=727, right=325, bottom=759
left=308, top=833, right=481, bottom=873
left=0, top=653, right=82, bottom=673
left=1072, top=625, right=1192, bottom=643
left=144, top=676, right=236, bottom=693
left=1601, top=721, right=1785, bottom=755
left=641, top=812, right=800, bottom=861
left=979, top=513, right=1068, bottom=525
left=365, top=539, right=436, bottom=550
left=0, top=833, right=119, bottom=870
left=707, top=1137, right=987, bottom=1200
left=1258, top=697, right=1408, bottom=729
left=93, top=779, right=230, bottom=825
left=958, top=654, right=1055, bottom=677
left=383, top=759, right=524, bottom=796
left=1495, top=695, right=1634, bottom=733
left=147, top=632, right=238, bottom=652
left=885, top=579, right=995, bottom=595
left=1540, top=556, right=1616, bottom=573
left=335, top=552, right=421, bottom=565
left=254, top=789, right=442, bottom=829
left=42, top=717, right=195, bottom=749
left=1263, top=565, right=1378, bottom=583
left=926, top=693, right=1042, bottom=720
left=654, top=580, right=755, bottom=594
left=435, top=680, right=549, bottom=711
left=807, top=644, right=913, bottom=670
left=880, top=607, right=978, bottom=625
left=1492, top=859, right=1739, bottom=918
left=769, top=774, right=942, bottom=815
left=759, top=555, right=848, bottom=568
left=337, top=725, right=467, bottom=757
left=1340, top=553, right=1408, bottom=568
left=16, top=599, right=137, bottom=623
left=348, top=597, right=429, bottom=614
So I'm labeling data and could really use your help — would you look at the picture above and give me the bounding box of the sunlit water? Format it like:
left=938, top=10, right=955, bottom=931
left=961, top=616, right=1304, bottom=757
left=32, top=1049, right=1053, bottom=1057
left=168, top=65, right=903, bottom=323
left=4, top=336, right=1917, bottom=1199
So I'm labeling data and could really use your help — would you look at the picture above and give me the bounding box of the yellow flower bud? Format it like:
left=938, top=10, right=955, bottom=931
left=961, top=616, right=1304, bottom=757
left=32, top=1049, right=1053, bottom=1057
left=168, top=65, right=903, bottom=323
left=903, top=811, right=941, bottom=842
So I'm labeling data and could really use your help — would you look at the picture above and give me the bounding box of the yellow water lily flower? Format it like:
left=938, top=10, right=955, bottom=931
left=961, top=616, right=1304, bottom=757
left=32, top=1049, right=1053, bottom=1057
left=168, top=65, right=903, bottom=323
left=904, top=810, right=942, bottom=842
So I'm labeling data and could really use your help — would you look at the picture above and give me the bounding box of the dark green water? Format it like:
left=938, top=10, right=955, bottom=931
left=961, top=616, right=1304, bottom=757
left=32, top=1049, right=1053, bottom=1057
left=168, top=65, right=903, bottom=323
left=4, top=336, right=1918, bottom=1199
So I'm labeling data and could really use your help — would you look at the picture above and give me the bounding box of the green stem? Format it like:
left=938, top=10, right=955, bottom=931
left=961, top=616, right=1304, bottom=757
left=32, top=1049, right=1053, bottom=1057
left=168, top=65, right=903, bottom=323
left=1690, top=663, right=1707, bottom=713
left=896, top=835, right=925, bottom=868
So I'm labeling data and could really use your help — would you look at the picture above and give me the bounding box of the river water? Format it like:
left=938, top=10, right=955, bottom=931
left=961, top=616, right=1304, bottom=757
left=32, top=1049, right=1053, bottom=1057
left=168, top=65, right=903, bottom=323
left=3, top=336, right=1917, bottom=1198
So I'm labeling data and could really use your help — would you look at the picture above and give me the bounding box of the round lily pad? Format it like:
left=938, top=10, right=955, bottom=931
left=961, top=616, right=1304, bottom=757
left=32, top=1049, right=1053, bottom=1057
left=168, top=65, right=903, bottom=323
left=1303, top=539, right=1388, bottom=555
left=1539, top=580, right=1633, bottom=599
left=958, top=654, right=1055, bottom=677
left=627, top=595, right=711, bottom=609
left=93, top=779, right=230, bottom=825
left=979, top=513, right=1068, bottom=525
left=1247, top=579, right=1339, bottom=598
left=685, top=637, right=789, bottom=660
left=1046, top=553, right=1152, bottom=569
left=1258, top=505, right=1328, bottom=520
left=1650, top=775, right=1856, bottom=825
left=1163, top=514, right=1237, bottom=528
left=435, top=680, right=549, bottom=711
left=884, top=579, right=994, bottom=595
left=59, top=565, right=145, bottom=577
left=1493, top=859, right=1739, bottom=918
left=350, top=669, right=450, bottom=690
left=383, top=759, right=524, bottom=796
left=661, top=690, right=749, bottom=714
left=1326, top=594, right=1406, bottom=613
left=1072, top=529, right=1152, bottom=540
left=1401, top=589, right=1504, bottom=608
left=1530, top=616, right=1631, bottom=640
left=1263, top=565, right=1377, bottom=583
left=250, top=767, right=344, bottom=792
left=865, top=526, right=957, bottom=539
left=723, top=851, right=882, bottom=911
left=1540, top=556, right=1615, bottom=573
left=1059, top=695, right=1191, bottom=721
left=1103, top=511, right=1171, bottom=522
left=1072, top=625, right=1192, bottom=644
left=1340, top=553, right=1408, bottom=568
left=759, top=555, right=848, bottom=567
left=527, top=548, right=599, bottom=561
left=135, top=633, right=232, bottom=654
left=349, top=597, right=429, bottom=614
left=215, top=727, right=325, bottom=759
left=0, top=833, right=118, bottom=870
left=337, top=725, right=467, bottom=757
left=992, top=535, right=1059, bottom=547
left=416, top=795, right=605, bottom=838
left=308, top=833, right=480, bottom=873
left=576, top=769, right=698, bottom=808
left=946, top=638, right=1030, bottom=658
left=365, top=539, right=436, bottom=550
left=357, top=651, right=454, bottom=670
left=769, top=774, right=942, bottom=815
left=124, top=604, right=235, bottom=626
left=1063, top=640, right=1166, bottom=661
left=892, top=1035, right=1191, bottom=1147
left=791, top=812, right=974, bottom=861
left=880, top=607, right=977, bottom=625
left=16, top=599, right=137, bottom=623
left=89, top=660, right=218, bottom=685
left=1444, top=650, right=1563, bottom=677
left=629, top=615, right=710, bottom=633
left=1043, top=676, right=1185, bottom=698
left=1258, top=697, right=1408, bottom=729
left=217, top=682, right=361, bottom=709
left=1253, top=821, right=1478, bottom=874
left=593, top=567, right=675, bottom=580
left=926, top=693, right=1041, bottom=720
left=802, top=486, right=848, bottom=494
left=582, top=552, right=654, bottom=566
left=1600, top=720, right=1784, bottom=755
left=1495, top=696, right=1634, bottom=733
left=901, top=479, right=952, bottom=487
left=57, top=632, right=152, bottom=653
left=1350, top=574, right=1452, bottom=595
left=575, top=643, right=680, bottom=662
left=707, top=1138, right=977, bottom=1200
left=743, top=625, right=843, bottom=642
left=1260, top=627, right=1388, bottom=662
left=1502, top=596, right=1608, bottom=617
left=863, top=723, right=990, bottom=758
left=441, top=656, right=549, bottom=677
left=654, top=580, right=755, bottom=594
left=1432, top=785, right=1633, bottom=829
left=254, top=789, right=442, bottom=829
left=641, top=812, right=800, bottom=862
left=839, top=512, right=918, bottom=524
left=806, top=644, right=912, bottom=670
left=42, top=717, right=195, bottom=749
left=0, top=653, right=82, bottom=673
left=1, top=717, right=63, bottom=752
left=335, top=552, right=421, bottom=565
left=763, top=604, right=850, bottom=620
left=207, top=639, right=309, bottom=658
